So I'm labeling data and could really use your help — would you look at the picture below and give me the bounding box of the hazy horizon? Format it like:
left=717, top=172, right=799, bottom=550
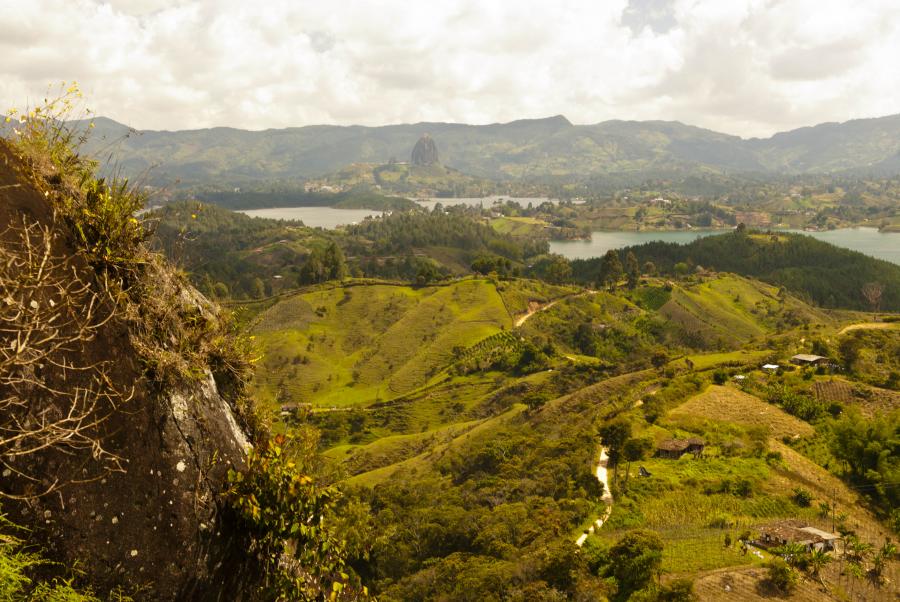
left=5, top=0, right=900, bottom=138
left=83, top=110, right=900, bottom=141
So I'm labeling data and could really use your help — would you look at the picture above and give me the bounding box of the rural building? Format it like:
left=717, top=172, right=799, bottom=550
left=656, top=437, right=705, bottom=459
left=754, top=520, right=841, bottom=553
left=790, top=354, right=828, bottom=366
left=762, top=363, right=780, bottom=372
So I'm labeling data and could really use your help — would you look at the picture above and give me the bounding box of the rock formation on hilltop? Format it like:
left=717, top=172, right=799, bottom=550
left=411, top=133, right=439, bottom=166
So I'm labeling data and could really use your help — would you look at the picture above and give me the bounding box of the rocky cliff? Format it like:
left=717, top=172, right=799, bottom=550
left=0, top=140, right=257, bottom=600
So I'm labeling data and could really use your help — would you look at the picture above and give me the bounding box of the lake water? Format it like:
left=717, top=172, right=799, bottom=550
left=550, top=227, right=900, bottom=265
left=239, top=196, right=554, bottom=228
left=239, top=207, right=385, bottom=228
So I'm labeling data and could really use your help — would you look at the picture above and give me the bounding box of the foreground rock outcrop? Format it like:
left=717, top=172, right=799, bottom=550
left=0, top=140, right=255, bottom=600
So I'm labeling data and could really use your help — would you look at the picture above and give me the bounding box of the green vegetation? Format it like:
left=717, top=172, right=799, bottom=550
left=0, top=512, right=118, bottom=601
left=576, top=229, right=900, bottom=311
left=251, top=280, right=511, bottom=408
left=225, top=435, right=367, bottom=601
left=151, top=201, right=548, bottom=299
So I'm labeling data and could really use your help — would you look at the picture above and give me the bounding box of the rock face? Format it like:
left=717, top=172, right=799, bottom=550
left=411, top=133, right=439, bottom=166
left=0, top=141, right=254, bottom=601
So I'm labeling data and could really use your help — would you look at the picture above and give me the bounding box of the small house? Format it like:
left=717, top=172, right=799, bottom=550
left=754, top=520, right=841, bottom=553
left=656, top=437, right=705, bottom=459
left=762, top=363, right=780, bottom=373
left=790, top=354, right=828, bottom=366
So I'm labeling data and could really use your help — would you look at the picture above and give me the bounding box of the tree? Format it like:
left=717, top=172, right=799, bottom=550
left=251, top=277, right=266, bottom=299
left=792, top=488, right=813, bottom=507
left=607, top=530, right=664, bottom=599
left=871, top=540, right=897, bottom=584
left=533, top=254, right=572, bottom=284
left=805, top=548, right=831, bottom=584
left=323, top=242, right=348, bottom=281
left=650, top=348, right=669, bottom=369
left=861, top=281, right=883, bottom=318
left=771, top=542, right=807, bottom=569
left=598, top=419, right=632, bottom=478
left=598, top=250, right=623, bottom=290
left=299, top=248, right=326, bottom=284
left=643, top=261, right=657, bottom=277
left=838, top=335, right=863, bottom=372
left=625, top=251, right=640, bottom=289
left=621, top=437, right=653, bottom=484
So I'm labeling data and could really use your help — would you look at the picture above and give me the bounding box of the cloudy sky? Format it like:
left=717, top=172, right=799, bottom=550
left=3, top=0, right=899, bottom=137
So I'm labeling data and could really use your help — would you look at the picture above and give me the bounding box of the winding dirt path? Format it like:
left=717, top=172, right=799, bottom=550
left=576, top=447, right=613, bottom=547
left=514, top=290, right=598, bottom=328
left=837, top=321, right=899, bottom=335
left=514, top=299, right=561, bottom=327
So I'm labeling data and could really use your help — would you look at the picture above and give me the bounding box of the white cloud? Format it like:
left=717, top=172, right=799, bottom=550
left=1, top=0, right=898, bottom=137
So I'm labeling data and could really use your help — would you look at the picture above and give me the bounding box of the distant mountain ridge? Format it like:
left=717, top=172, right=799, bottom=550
left=70, top=112, right=900, bottom=187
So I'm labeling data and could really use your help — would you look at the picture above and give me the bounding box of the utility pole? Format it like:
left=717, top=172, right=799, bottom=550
left=831, top=488, right=836, bottom=534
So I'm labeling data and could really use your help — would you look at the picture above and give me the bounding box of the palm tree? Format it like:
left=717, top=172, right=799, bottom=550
left=772, top=542, right=809, bottom=569
left=806, top=548, right=832, bottom=584
left=845, top=536, right=874, bottom=565
left=845, top=560, right=864, bottom=599
left=869, top=540, right=897, bottom=585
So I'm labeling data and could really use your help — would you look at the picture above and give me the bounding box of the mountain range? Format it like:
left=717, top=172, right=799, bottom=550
left=70, top=113, right=900, bottom=188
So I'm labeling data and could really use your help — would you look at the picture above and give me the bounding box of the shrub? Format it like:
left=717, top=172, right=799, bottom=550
left=225, top=435, right=367, bottom=601
left=764, top=558, right=797, bottom=594
left=792, top=488, right=813, bottom=507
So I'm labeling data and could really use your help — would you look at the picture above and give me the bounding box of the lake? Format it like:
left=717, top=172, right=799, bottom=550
left=550, top=227, right=900, bottom=265
left=239, top=207, right=384, bottom=228
left=239, top=196, right=554, bottom=228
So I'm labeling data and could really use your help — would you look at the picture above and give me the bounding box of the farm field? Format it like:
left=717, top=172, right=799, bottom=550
left=669, top=385, right=815, bottom=439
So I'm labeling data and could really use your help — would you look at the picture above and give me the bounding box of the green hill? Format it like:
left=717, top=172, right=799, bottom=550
left=572, top=230, right=900, bottom=311
left=251, top=279, right=512, bottom=408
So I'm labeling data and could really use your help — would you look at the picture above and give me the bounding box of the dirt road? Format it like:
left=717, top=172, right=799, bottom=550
left=576, top=447, right=613, bottom=547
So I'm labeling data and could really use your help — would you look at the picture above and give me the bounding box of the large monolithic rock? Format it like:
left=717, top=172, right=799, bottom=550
left=411, top=133, right=439, bottom=166
left=0, top=140, right=255, bottom=601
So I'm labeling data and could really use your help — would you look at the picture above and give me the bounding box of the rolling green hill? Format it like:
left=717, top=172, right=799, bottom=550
left=251, top=279, right=512, bottom=408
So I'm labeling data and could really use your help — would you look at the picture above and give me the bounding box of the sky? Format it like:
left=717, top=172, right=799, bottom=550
left=2, top=0, right=899, bottom=138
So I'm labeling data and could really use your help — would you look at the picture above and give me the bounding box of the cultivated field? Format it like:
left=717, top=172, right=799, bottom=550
left=669, top=385, right=814, bottom=439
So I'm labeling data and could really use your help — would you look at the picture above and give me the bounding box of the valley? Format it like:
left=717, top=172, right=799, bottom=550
left=238, top=269, right=899, bottom=600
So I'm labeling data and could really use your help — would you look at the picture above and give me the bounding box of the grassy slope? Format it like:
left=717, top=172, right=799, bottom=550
left=669, top=385, right=814, bottom=439
left=251, top=279, right=512, bottom=408
left=659, top=275, right=833, bottom=347
left=346, top=404, right=528, bottom=487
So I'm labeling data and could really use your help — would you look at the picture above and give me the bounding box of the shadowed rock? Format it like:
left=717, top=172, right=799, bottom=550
left=411, top=133, right=439, bottom=166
